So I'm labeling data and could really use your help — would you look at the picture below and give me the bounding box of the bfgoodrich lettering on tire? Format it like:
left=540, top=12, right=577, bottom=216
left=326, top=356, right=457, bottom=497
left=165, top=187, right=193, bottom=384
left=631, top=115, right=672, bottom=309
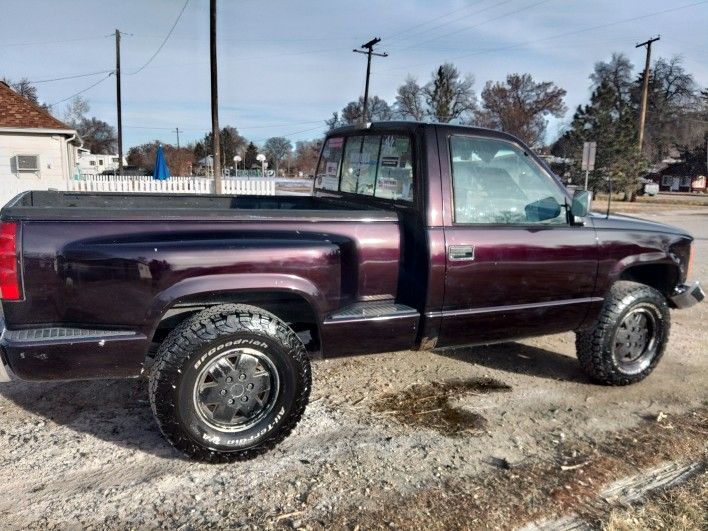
left=149, top=304, right=311, bottom=462
left=576, top=281, right=670, bottom=385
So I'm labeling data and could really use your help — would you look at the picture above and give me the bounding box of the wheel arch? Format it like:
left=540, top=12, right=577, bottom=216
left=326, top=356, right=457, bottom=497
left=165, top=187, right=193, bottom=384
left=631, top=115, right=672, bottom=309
left=618, top=262, right=680, bottom=298
left=145, top=274, right=327, bottom=356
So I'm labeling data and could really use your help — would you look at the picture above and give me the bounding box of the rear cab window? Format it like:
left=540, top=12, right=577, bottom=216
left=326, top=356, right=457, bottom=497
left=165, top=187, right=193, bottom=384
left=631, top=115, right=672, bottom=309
left=315, top=133, right=414, bottom=202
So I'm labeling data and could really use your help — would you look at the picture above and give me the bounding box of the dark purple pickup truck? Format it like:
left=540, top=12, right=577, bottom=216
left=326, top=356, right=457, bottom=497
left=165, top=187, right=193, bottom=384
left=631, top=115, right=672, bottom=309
left=0, top=122, right=703, bottom=461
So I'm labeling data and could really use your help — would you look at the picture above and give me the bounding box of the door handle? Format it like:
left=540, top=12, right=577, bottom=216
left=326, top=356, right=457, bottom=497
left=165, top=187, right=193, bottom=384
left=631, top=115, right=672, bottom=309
left=448, top=245, right=475, bottom=261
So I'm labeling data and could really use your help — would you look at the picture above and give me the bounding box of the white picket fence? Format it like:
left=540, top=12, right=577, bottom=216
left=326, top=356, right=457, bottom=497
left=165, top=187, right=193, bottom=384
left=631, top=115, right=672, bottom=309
left=67, top=175, right=277, bottom=195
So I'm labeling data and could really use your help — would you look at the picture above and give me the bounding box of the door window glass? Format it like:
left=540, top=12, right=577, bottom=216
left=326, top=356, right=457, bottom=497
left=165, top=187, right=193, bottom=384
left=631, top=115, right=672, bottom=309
left=315, top=136, right=344, bottom=190
left=450, top=136, right=567, bottom=225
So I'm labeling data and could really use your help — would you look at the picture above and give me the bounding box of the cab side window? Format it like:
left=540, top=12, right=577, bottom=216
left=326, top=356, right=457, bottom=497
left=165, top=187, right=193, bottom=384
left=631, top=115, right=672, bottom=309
left=450, top=136, right=567, bottom=225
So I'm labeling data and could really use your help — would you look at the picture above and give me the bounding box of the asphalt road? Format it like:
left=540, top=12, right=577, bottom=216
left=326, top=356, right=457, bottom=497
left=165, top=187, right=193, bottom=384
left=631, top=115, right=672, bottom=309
left=0, top=206, right=705, bottom=530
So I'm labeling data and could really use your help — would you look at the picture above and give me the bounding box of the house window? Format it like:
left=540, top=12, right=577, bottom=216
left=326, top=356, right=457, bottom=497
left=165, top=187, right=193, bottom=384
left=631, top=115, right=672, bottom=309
left=680, top=176, right=691, bottom=187
left=661, top=175, right=672, bottom=186
left=112, top=157, right=119, bottom=163
left=99, top=159, right=104, bottom=165
left=89, top=161, right=96, bottom=166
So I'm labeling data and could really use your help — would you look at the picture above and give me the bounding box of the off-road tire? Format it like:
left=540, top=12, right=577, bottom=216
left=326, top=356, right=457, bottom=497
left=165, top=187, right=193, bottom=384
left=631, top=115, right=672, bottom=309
left=149, top=304, right=311, bottom=462
left=576, top=281, right=670, bottom=385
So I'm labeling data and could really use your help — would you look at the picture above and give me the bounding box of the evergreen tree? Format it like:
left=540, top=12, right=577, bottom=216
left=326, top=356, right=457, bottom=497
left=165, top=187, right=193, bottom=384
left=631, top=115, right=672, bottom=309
left=244, top=142, right=259, bottom=169
left=562, top=81, right=647, bottom=200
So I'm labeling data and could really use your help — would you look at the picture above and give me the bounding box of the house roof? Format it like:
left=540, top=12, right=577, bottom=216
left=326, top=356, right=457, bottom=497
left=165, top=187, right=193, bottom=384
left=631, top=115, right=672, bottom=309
left=0, top=80, right=72, bottom=130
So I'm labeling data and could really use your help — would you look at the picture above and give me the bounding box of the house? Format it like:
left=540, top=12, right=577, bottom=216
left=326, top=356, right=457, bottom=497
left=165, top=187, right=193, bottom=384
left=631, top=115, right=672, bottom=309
left=0, top=80, right=82, bottom=206
left=76, top=148, right=126, bottom=175
left=646, top=159, right=707, bottom=193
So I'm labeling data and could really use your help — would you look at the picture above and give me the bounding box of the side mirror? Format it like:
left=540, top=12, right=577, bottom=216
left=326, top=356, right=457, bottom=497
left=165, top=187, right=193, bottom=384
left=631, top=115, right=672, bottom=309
left=570, top=189, right=591, bottom=218
left=525, top=196, right=561, bottom=222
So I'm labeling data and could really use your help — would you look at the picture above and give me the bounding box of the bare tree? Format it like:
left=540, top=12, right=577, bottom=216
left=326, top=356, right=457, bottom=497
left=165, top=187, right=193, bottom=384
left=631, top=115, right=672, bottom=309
left=590, top=53, right=634, bottom=112
left=264, top=137, right=293, bottom=174
left=424, top=63, right=476, bottom=123
left=328, top=96, right=393, bottom=128
left=476, top=73, right=567, bottom=146
left=63, top=96, right=90, bottom=128
left=78, top=117, right=118, bottom=154
left=395, top=76, right=426, bottom=121
left=294, top=139, right=323, bottom=176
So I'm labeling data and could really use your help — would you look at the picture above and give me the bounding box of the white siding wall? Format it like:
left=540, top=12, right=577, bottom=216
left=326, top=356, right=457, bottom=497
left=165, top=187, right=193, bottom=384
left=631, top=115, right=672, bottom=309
left=0, top=132, right=72, bottom=207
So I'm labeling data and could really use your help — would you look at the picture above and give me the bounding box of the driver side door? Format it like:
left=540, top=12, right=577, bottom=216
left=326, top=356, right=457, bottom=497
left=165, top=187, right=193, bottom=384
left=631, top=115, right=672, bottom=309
left=436, top=132, right=600, bottom=348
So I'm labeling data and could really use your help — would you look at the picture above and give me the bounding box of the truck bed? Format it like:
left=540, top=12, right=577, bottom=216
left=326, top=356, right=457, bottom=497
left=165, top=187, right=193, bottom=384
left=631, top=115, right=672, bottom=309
left=1, top=191, right=395, bottom=222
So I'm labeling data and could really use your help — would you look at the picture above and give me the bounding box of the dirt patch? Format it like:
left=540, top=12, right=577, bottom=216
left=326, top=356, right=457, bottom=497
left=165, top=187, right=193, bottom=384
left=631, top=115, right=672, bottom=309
left=315, top=408, right=708, bottom=530
left=370, top=377, right=512, bottom=436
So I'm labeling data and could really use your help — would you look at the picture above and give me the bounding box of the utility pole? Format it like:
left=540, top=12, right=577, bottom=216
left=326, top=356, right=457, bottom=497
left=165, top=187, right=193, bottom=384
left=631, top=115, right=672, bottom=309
left=115, top=29, right=123, bottom=176
left=210, top=0, right=222, bottom=193
left=173, top=127, right=181, bottom=149
left=353, top=38, right=388, bottom=125
left=636, top=35, right=660, bottom=153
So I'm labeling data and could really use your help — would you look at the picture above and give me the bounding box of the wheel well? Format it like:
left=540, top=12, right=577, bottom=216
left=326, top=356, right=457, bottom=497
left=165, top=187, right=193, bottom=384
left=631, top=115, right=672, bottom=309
left=150, top=291, right=320, bottom=353
left=619, top=263, right=679, bottom=297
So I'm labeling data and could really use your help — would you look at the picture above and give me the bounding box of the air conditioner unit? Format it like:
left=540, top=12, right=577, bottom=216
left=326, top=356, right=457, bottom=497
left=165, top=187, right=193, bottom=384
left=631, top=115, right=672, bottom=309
left=13, top=155, right=40, bottom=172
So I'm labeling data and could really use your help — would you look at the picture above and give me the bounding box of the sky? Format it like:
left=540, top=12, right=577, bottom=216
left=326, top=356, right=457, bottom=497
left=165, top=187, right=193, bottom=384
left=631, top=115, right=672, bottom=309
left=1, top=0, right=707, bottom=150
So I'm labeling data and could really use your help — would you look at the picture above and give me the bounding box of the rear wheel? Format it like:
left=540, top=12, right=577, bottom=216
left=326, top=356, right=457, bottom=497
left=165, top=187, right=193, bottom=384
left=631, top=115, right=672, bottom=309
left=576, top=281, right=670, bottom=385
left=149, top=304, right=311, bottom=462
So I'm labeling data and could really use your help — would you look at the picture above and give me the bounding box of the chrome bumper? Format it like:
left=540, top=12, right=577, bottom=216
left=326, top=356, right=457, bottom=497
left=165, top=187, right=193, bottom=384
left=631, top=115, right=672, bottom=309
left=670, top=281, right=705, bottom=310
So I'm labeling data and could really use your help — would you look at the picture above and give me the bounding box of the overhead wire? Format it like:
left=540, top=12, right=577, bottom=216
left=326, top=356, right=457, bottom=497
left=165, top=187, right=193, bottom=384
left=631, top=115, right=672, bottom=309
left=384, top=0, right=708, bottom=72
left=126, top=0, right=190, bottom=75
left=49, top=74, right=112, bottom=106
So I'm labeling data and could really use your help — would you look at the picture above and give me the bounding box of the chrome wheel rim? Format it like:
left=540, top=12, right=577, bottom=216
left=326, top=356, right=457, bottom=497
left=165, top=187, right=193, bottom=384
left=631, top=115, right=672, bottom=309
left=611, top=305, right=659, bottom=374
left=193, top=348, right=279, bottom=432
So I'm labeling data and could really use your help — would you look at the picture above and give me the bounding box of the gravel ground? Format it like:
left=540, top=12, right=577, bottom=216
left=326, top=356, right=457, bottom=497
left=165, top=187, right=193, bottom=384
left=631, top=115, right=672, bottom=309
left=0, top=207, right=706, bottom=529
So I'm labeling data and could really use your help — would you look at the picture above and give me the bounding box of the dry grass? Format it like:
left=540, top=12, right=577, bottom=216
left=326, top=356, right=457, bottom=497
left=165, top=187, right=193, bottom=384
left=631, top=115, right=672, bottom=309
left=313, top=408, right=708, bottom=530
left=603, top=470, right=707, bottom=531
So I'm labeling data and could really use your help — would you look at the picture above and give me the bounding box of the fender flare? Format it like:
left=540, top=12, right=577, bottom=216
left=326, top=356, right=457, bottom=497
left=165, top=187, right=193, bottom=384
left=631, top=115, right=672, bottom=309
left=143, top=273, right=329, bottom=340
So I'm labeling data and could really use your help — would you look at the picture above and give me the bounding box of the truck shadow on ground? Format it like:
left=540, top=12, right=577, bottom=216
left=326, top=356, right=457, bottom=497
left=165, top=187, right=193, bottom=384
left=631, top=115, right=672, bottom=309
left=435, top=342, right=593, bottom=384
left=0, top=377, right=185, bottom=459
left=0, top=342, right=589, bottom=458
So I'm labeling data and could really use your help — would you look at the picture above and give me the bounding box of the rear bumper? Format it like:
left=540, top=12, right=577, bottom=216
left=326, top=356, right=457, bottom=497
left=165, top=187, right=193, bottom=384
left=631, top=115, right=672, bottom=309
left=670, top=281, right=704, bottom=310
left=0, top=318, right=148, bottom=381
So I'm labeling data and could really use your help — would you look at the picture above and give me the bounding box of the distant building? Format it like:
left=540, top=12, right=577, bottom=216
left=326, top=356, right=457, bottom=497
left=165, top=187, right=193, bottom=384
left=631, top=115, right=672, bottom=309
left=76, top=148, right=126, bottom=175
left=646, top=159, right=707, bottom=193
left=0, top=80, right=81, bottom=206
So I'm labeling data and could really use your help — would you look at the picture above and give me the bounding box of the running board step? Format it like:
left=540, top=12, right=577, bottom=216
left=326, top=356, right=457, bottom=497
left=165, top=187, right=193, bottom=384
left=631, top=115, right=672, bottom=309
left=326, top=301, right=418, bottom=321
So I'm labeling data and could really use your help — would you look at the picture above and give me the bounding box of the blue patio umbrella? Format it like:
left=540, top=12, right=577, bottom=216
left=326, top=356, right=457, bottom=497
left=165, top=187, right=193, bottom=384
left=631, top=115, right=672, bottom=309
left=153, top=144, right=170, bottom=180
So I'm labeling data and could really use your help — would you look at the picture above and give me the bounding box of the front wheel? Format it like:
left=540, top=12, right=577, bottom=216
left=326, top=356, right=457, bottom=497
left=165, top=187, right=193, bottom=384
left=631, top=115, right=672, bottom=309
left=149, top=304, right=311, bottom=462
left=576, top=281, right=670, bottom=385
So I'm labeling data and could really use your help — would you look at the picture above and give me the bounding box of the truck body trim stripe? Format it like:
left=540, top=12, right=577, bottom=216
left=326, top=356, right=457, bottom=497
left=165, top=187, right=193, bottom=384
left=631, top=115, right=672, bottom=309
left=425, top=297, right=604, bottom=319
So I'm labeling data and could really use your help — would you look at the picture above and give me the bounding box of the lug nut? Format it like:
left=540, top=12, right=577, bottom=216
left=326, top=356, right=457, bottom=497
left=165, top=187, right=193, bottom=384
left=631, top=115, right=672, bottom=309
left=239, top=373, right=246, bottom=381
left=228, top=399, right=234, bottom=405
left=226, top=377, right=233, bottom=383
left=241, top=396, right=248, bottom=402
left=247, top=383, right=254, bottom=390
left=220, top=389, right=227, bottom=396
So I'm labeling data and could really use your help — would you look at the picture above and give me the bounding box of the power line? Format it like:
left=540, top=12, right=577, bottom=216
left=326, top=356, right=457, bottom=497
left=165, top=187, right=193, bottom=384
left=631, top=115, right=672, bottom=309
left=393, top=0, right=553, bottom=53
left=49, top=74, right=112, bottom=106
left=384, top=0, right=490, bottom=42
left=385, top=0, right=708, bottom=72
left=126, top=0, right=190, bottom=75
left=2, top=35, right=107, bottom=47
left=124, top=120, right=326, bottom=132
left=29, top=70, right=114, bottom=84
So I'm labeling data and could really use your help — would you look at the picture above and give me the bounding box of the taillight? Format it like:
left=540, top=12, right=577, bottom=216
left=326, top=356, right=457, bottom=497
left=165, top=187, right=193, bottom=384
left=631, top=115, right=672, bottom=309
left=0, top=222, right=21, bottom=301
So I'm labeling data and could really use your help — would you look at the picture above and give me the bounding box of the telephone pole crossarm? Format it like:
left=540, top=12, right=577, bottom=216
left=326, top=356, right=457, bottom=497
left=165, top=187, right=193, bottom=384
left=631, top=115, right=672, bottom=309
left=353, top=37, right=388, bottom=125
